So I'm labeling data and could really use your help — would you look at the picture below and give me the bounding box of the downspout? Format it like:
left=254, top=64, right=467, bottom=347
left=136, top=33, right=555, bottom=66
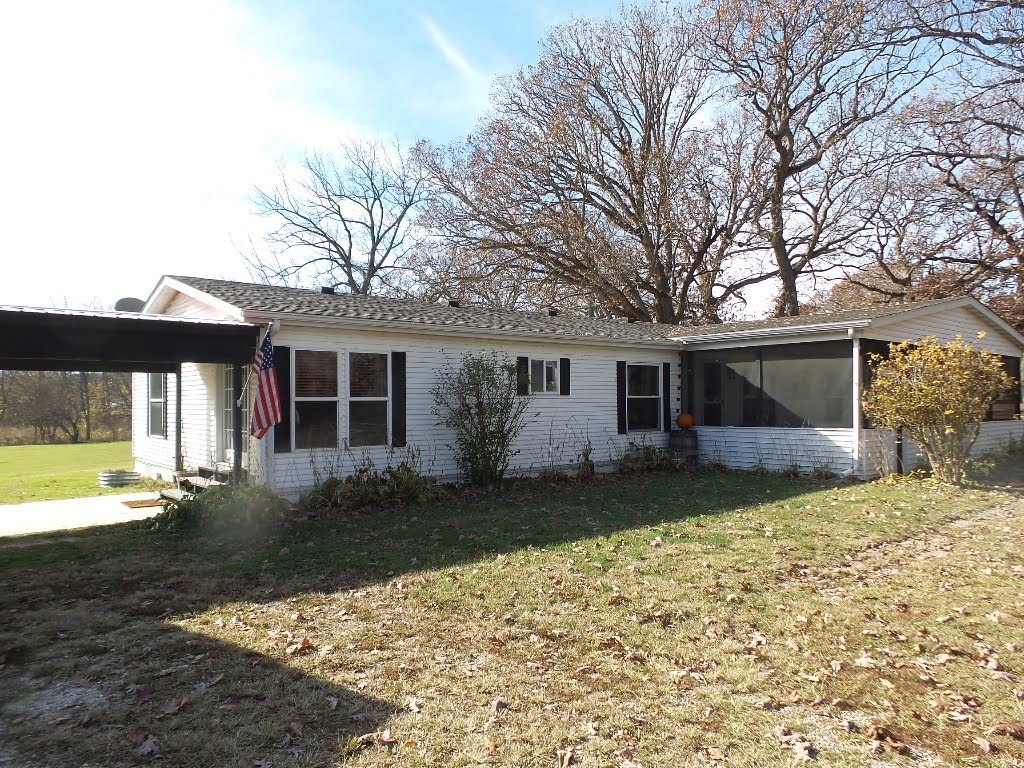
left=175, top=364, right=183, bottom=472
left=850, top=330, right=861, bottom=479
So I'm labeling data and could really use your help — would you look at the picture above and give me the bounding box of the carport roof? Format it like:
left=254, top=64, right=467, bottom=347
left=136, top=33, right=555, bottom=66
left=0, top=305, right=260, bottom=372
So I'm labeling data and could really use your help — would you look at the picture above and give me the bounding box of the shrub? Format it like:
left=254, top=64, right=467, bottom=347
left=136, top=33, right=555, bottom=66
left=619, top=442, right=673, bottom=473
left=302, top=460, right=446, bottom=512
left=431, top=351, right=534, bottom=486
left=152, top=484, right=289, bottom=533
left=863, top=334, right=1013, bottom=485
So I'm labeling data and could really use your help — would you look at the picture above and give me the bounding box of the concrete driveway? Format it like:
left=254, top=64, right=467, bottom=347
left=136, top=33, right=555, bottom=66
left=0, top=492, right=163, bottom=537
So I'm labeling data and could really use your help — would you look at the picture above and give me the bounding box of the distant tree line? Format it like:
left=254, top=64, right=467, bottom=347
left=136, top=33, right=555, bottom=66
left=0, top=370, right=131, bottom=445
left=249, top=0, right=1023, bottom=330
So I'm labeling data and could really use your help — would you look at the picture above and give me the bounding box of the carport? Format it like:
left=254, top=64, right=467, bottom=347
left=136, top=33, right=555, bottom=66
left=0, top=306, right=260, bottom=483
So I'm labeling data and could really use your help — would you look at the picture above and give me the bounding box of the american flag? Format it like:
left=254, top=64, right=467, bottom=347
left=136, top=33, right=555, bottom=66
left=250, top=332, right=283, bottom=439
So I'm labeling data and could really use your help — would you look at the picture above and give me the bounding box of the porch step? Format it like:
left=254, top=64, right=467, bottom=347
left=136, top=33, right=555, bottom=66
left=159, top=488, right=192, bottom=503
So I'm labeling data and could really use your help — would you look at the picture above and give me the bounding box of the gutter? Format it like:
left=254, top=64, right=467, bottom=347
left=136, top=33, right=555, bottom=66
left=672, top=319, right=873, bottom=345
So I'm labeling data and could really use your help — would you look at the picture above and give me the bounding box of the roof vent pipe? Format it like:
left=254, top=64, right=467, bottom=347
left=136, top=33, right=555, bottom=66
left=320, top=286, right=336, bottom=295
left=448, top=300, right=460, bottom=308
left=548, top=308, right=559, bottom=317
left=627, top=317, right=637, bottom=323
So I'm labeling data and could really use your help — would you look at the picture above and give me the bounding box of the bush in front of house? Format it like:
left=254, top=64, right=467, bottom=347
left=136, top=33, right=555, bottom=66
left=863, top=334, right=1014, bottom=485
left=152, top=484, right=290, bottom=533
left=619, top=442, right=674, bottom=473
left=431, top=351, right=534, bottom=486
left=303, top=460, right=447, bottom=512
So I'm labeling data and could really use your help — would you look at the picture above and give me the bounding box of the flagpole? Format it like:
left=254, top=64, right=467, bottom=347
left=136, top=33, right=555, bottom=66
left=237, top=323, right=272, bottom=408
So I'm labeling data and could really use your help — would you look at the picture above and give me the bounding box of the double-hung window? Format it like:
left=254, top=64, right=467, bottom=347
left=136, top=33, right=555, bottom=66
left=147, top=373, right=166, bottom=437
left=349, top=352, right=389, bottom=446
left=294, top=350, right=338, bottom=449
left=530, top=358, right=559, bottom=394
left=626, top=364, right=661, bottom=430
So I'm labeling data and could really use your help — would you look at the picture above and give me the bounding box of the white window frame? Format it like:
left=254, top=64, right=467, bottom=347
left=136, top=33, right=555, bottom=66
left=147, top=373, right=166, bottom=438
left=347, top=351, right=390, bottom=447
left=626, top=363, right=661, bottom=432
left=530, top=358, right=560, bottom=395
left=292, top=348, right=340, bottom=451
left=219, top=364, right=250, bottom=463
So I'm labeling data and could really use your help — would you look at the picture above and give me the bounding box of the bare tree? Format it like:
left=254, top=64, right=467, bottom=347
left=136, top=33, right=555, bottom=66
left=418, top=4, right=768, bottom=325
left=701, top=0, right=942, bottom=316
left=250, top=138, right=428, bottom=294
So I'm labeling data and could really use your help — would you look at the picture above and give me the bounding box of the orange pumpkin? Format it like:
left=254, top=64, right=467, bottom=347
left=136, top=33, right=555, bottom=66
left=676, top=413, right=695, bottom=429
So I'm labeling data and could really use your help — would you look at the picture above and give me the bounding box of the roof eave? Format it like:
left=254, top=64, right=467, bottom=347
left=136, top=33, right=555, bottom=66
left=241, top=309, right=681, bottom=348
left=672, top=320, right=872, bottom=345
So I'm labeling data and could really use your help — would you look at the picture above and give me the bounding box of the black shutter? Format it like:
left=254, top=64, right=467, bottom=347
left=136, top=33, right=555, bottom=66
left=616, top=361, right=627, bottom=434
left=559, top=358, right=570, bottom=396
left=517, top=356, right=529, bottom=396
left=273, top=345, right=292, bottom=453
left=662, top=362, right=671, bottom=432
left=391, top=351, right=407, bottom=448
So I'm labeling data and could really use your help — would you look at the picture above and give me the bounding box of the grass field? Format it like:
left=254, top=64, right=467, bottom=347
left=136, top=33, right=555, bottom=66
left=1, top=461, right=1022, bottom=767
left=0, top=441, right=157, bottom=504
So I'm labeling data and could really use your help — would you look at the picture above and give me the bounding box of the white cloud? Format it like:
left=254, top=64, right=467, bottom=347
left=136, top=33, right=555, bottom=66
left=420, top=15, right=485, bottom=83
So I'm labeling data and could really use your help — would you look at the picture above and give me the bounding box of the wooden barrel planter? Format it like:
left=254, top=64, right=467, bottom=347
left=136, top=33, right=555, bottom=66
left=97, top=470, right=141, bottom=487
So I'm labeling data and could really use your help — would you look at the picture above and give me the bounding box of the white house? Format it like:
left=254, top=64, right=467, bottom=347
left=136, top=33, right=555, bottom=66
left=133, top=276, right=1024, bottom=498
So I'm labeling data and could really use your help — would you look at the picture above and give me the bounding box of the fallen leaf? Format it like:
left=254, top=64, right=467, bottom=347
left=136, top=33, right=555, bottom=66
left=987, top=723, right=1024, bottom=740
left=285, top=637, right=313, bottom=655
left=484, top=735, right=498, bottom=753
left=556, top=745, right=575, bottom=767
left=134, top=735, right=159, bottom=756
left=327, top=696, right=339, bottom=710
left=208, top=673, right=225, bottom=686
left=492, top=698, right=509, bottom=711
left=288, top=721, right=303, bottom=737
left=128, top=684, right=156, bottom=704
left=159, top=698, right=186, bottom=715
left=408, top=697, right=423, bottom=713
left=358, top=729, right=397, bottom=747
left=972, top=736, right=997, bottom=754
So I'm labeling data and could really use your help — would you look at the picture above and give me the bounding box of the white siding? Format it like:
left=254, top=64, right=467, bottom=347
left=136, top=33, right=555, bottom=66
left=164, top=292, right=233, bottom=320
left=860, top=421, right=1024, bottom=478
left=132, top=371, right=177, bottom=478
left=264, top=325, right=680, bottom=500
left=179, top=363, right=219, bottom=470
left=867, top=305, right=1022, bottom=356
left=693, top=427, right=857, bottom=475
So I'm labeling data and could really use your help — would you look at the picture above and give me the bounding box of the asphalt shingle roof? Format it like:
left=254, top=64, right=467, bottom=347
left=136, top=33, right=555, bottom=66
left=170, top=276, right=683, bottom=342
left=667, top=299, right=952, bottom=338
left=169, top=276, right=958, bottom=343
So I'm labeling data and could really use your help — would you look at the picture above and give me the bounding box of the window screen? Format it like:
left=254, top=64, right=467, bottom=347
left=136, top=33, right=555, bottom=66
left=148, top=373, right=165, bottom=437
left=626, top=364, right=661, bottom=430
left=349, top=352, right=389, bottom=446
left=294, top=350, right=338, bottom=449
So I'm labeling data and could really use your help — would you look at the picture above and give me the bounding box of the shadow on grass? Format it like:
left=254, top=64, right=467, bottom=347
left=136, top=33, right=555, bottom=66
left=0, top=468, right=829, bottom=766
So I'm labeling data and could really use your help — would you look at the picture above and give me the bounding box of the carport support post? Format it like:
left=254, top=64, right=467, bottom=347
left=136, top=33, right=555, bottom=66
left=175, top=364, right=183, bottom=472
left=232, top=364, right=243, bottom=485
left=851, top=332, right=862, bottom=477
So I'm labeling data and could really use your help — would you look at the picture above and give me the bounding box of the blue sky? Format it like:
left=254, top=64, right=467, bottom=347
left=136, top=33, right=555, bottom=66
left=0, top=0, right=617, bottom=309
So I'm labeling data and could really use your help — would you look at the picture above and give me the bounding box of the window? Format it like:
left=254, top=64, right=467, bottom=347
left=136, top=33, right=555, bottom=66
left=530, top=359, right=559, bottom=394
left=147, top=373, right=166, bottom=437
left=989, top=355, right=1021, bottom=421
left=349, top=352, right=388, bottom=446
left=294, top=350, right=338, bottom=449
left=627, top=364, right=661, bottom=430
left=222, top=365, right=250, bottom=460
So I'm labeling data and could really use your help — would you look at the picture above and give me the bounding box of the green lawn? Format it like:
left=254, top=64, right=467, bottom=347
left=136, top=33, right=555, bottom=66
left=1, top=462, right=1022, bottom=766
left=0, top=441, right=155, bottom=504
